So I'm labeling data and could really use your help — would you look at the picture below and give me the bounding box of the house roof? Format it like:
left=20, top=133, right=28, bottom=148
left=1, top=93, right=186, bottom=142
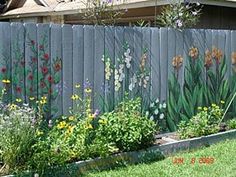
left=1, top=0, right=236, bottom=19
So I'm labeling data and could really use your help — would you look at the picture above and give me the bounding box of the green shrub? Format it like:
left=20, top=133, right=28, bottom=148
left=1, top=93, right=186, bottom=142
left=178, top=104, right=223, bottom=139
left=227, top=119, right=236, bottom=130
left=0, top=103, right=39, bottom=174
left=96, top=97, right=156, bottom=151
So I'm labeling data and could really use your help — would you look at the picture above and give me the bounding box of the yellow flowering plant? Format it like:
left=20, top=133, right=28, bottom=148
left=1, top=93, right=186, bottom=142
left=178, top=103, right=224, bottom=139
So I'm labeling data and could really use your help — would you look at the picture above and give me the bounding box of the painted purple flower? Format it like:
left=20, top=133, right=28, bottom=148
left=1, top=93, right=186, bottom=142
left=84, top=79, right=92, bottom=89
left=94, top=109, right=100, bottom=117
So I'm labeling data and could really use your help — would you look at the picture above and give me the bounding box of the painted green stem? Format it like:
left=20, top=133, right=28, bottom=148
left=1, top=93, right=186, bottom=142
left=221, top=91, right=236, bottom=122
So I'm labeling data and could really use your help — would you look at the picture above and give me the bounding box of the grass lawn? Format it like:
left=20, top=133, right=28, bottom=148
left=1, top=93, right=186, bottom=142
left=86, top=140, right=236, bottom=177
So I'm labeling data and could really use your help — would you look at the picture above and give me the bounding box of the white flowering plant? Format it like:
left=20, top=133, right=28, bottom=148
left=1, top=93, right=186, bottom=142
left=0, top=103, right=40, bottom=175
left=156, top=1, right=202, bottom=30
left=145, top=98, right=167, bottom=132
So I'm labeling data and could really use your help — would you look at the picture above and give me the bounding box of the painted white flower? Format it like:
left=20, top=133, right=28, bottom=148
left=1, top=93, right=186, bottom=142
left=162, top=103, right=167, bottom=109
left=154, top=109, right=159, bottom=115
left=129, top=74, right=137, bottom=91
left=160, top=113, right=164, bottom=119
left=101, top=55, right=105, bottom=61
left=155, top=98, right=159, bottom=103
left=126, top=62, right=131, bottom=68
left=150, top=103, right=155, bottom=108
left=114, top=69, right=119, bottom=80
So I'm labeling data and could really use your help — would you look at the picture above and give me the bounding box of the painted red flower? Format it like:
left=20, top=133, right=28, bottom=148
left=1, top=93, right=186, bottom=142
left=31, top=40, right=35, bottom=45
left=16, top=86, right=22, bottom=93
left=44, top=53, right=49, bottom=60
left=48, top=75, right=54, bottom=83
left=54, top=63, right=61, bottom=72
left=28, top=74, right=33, bottom=80
left=1, top=67, right=7, bottom=73
left=32, top=57, right=37, bottom=63
left=41, top=66, right=48, bottom=74
left=40, top=81, right=46, bottom=88
left=39, top=45, right=44, bottom=50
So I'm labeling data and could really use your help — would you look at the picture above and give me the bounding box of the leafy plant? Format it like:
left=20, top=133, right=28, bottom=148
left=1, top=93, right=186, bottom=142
left=178, top=104, right=223, bottom=139
left=226, top=119, right=236, bottom=130
left=82, top=0, right=126, bottom=25
left=96, top=97, right=156, bottom=151
left=156, top=1, right=202, bottom=30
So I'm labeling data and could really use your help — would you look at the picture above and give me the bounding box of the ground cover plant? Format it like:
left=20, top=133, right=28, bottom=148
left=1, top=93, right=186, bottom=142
left=86, top=140, right=236, bottom=177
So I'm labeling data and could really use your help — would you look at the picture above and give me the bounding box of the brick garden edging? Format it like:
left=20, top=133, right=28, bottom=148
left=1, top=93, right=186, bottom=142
left=4, top=129, right=236, bottom=177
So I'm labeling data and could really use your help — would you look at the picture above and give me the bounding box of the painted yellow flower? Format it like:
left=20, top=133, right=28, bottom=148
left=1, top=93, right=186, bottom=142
left=16, top=98, right=22, bottom=103
left=85, top=88, right=92, bottom=93
left=41, top=96, right=47, bottom=100
left=71, top=94, right=79, bottom=100
left=57, top=121, right=67, bottom=129
left=75, top=84, right=81, bottom=88
left=40, top=99, right=47, bottom=105
left=29, top=97, right=35, bottom=101
left=2, top=79, right=10, bottom=84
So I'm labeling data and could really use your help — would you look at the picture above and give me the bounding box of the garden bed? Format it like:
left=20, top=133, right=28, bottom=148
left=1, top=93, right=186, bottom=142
left=3, top=129, right=236, bottom=177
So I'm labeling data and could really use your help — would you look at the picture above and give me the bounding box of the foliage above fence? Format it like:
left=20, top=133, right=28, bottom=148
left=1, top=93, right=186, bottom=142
left=0, top=22, right=236, bottom=130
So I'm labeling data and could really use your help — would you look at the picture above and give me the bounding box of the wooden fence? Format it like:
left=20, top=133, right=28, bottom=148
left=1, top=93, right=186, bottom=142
left=0, top=22, right=235, bottom=117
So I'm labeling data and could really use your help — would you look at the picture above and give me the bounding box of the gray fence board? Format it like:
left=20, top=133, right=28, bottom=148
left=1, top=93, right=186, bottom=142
left=105, top=26, right=115, bottom=111
left=133, top=27, right=142, bottom=98
left=0, top=23, right=11, bottom=101
left=151, top=28, right=160, bottom=99
left=62, top=24, right=73, bottom=114
left=11, top=23, right=25, bottom=102
left=94, top=26, right=105, bottom=110
left=114, top=26, right=124, bottom=106
left=231, top=31, right=236, bottom=74
left=160, top=28, right=168, bottom=101
left=24, top=23, right=37, bottom=103
left=142, top=27, right=151, bottom=106
left=72, top=25, right=84, bottom=104
left=224, top=30, right=231, bottom=78
left=51, top=24, right=62, bottom=117
left=175, top=30, right=184, bottom=87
